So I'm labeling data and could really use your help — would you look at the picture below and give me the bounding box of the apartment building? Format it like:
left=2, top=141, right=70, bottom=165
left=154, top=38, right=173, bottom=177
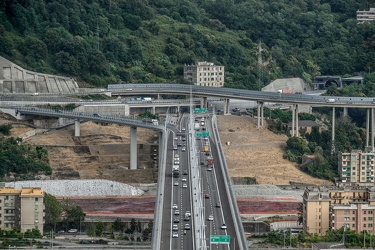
left=302, top=187, right=331, bottom=235
left=303, top=186, right=375, bottom=236
left=338, top=150, right=375, bottom=185
left=183, top=62, right=224, bottom=87
left=0, top=187, right=44, bottom=233
left=357, top=8, right=375, bottom=23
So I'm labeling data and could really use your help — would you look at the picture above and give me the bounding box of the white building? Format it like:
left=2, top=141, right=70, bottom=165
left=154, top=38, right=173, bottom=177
left=183, top=62, right=224, bottom=87
left=357, top=8, right=375, bottom=23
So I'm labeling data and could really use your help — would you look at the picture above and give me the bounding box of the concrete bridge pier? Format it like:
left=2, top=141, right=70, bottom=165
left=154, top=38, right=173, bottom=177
left=295, top=105, right=299, bottom=137
left=372, top=108, right=375, bottom=152
left=366, top=109, right=370, bottom=147
left=291, top=105, right=295, bottom=136
left=74, top=119, right=80, bottom=137
left=260, top=102, right=264, bottom=127
left=152, top=106, right=156, bottom=115
left=223, top=99, right=230, bottom=115
left=343, top=107, right=348, bottom=116
left=200, top=97, right=208, bottom=109
left=257, top=102, right=261, bottom=128
left=331, top=107, right=336, bottom=153
left=130, top=126, right=137, bottom=170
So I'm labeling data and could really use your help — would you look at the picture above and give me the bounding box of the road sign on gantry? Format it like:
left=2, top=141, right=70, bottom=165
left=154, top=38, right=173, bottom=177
left=210, top=235, right=230, bottom=244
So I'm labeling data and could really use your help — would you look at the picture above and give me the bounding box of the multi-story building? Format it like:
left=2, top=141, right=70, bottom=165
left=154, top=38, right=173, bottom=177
left=338, top=150, right=375, bottom=185
left=357, top=8, right=375, bottom=23
left=183, top=62, right=224, bottom=87
left=302, top=187, right=331, bottom=235
left=303, top=186, right=375, bottom=236
left=0, top=187, right=44, bottom=233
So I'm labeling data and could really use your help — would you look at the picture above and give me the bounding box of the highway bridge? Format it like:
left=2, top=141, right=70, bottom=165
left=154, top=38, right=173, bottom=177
left=3, top=84, right=375, bottom=249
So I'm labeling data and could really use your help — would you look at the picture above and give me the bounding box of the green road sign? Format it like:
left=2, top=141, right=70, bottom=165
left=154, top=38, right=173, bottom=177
left=210, top=235, right=230, bottom=244
left=196, top=132, right=202, bottom=137
left=194, top=108, right=207, bottom=113
left=203, top=131, right=210, bottom=137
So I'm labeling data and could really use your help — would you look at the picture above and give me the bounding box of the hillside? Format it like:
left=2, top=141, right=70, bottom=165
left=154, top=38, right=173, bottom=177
left=217, top=115, right=331, bottom=186
left=1, top=0, right=374, bottom=89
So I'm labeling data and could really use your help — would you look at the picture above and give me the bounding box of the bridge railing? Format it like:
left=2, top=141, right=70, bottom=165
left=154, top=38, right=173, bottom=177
left=211, top=113, right=248, bottom=250
left=151, top=125, right=167, bottom=249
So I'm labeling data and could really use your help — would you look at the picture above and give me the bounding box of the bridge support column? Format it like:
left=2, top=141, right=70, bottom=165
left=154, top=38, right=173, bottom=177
left=177, top=106, right=180, bottom=114
left=257, top=102, right=261, bottom=128
left=295, top=105, right=299, bottom=137
left=260, top=102, right=264, bottom=127
left=200, top=97, right=208, bottom=109
left=223, top=99, right=230, bottom=115
left=130, top=126, right=137, bottom=170
left=152, top=106, right=156, bottom=115
left=291, top=105, right=295, bottom=136
left=331, top=107, right=336, bottom=154
left=74, top=119, right=80, bottom=137
left=372, top=108, right=375, bottom=152
left=343, top=107, right=348, bottom=117
left=367, top=109, right=370, bottom=147
left=157, top=94, right=161, bottom=100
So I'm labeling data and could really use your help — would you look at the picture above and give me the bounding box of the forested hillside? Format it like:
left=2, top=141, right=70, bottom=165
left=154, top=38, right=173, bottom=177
left=1, top=0, right=375, bottom=88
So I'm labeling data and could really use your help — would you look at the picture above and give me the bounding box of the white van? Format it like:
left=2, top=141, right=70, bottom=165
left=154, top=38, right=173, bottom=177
left=326, top=99, right=335, bottom=103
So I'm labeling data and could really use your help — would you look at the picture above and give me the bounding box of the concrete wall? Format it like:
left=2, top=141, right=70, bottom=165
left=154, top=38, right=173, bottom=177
left=76, top=104, right=130, bottom=117
left=0, top=56, right=78, bottom=94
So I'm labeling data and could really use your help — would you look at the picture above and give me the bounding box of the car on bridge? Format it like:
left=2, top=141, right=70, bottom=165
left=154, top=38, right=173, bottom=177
left=221, top=224, right=227, bottom=230
left=208, top=215, right=214, bottom=221
left=173, top=204, right=178, bottom=209
left=172, top=232, right=179, bottom=238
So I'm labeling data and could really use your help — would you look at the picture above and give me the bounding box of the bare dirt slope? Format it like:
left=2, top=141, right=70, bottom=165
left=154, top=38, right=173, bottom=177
left=7, top=118, right=158, bottom=183
left=217, top=115, right=332, bottom=186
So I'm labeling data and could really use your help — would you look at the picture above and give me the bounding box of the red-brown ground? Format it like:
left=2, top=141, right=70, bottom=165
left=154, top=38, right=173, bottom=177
left=63, top=197, right=299, bottom=215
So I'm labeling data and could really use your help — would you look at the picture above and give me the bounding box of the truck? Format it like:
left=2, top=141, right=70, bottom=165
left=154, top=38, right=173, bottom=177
left=172, top=165, right=180, bottom=177
left=277, top=89, right=293, bottom=94
left=143, top=97, right=152, bottom=102
left=326, top=98, right=335, bottom=103
left=194, top=122, right=200, bottom=130
left=207, top=157, right=214, bottom=166
left=142, top=118, right=159, bottom=125
left=204, top=145, right=209, bottom=152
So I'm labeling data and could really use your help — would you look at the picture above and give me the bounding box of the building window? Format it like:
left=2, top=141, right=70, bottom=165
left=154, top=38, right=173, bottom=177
left=370, top=211, right=373, bottom=214
left=365, top=211, right=367, bottom=214
left=369, top=217, right=373, bottom=221
left=344, top=217, right=350, bottom=221
left=344, top=210, right=349, bottom=214
left=352, top=217, right=355, bottom=221
left=353, top=211, right=356, bottom=214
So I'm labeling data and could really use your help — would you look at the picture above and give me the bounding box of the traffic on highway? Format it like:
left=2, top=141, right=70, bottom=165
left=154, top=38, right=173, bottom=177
left=161, top=110, right=242, bottom=249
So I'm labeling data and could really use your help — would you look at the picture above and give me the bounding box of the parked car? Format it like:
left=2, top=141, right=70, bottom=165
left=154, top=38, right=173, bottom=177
left=68, top=229, right=78, bottom=233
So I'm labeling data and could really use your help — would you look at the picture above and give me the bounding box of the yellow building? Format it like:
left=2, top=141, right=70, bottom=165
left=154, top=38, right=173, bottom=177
left=302, top=187, right=331, bottom=236
left=183, top=62, right=224, bottom=87
left=0, top=187, right=44, bottom=233
left=338, top=150, right=375, bottom=185
left=303, top=186, right=375, bottom=236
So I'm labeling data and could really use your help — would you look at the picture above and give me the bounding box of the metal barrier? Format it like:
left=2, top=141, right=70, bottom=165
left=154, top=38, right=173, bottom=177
left=150, top=122, right=168, bottom=249
left=211, top=114, right=248, bottom=250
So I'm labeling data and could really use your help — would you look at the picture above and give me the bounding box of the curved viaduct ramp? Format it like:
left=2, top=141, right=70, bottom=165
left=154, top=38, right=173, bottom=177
left=0, top=56, right=78, bottom=94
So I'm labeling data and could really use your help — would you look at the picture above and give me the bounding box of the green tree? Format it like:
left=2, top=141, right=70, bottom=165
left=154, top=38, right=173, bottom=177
left=95, top=221, right=105, bottom=237
left=113, top=218, right=124, bottom=232
left=61, top=199, right=85, bottom=230
left=44, top=193, right=62, bottom=231
left=284, top=137, right=311, bottom=163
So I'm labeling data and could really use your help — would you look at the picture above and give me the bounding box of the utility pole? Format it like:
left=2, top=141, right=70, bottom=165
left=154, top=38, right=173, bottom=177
left=257, top=41, right=263, bottom=91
